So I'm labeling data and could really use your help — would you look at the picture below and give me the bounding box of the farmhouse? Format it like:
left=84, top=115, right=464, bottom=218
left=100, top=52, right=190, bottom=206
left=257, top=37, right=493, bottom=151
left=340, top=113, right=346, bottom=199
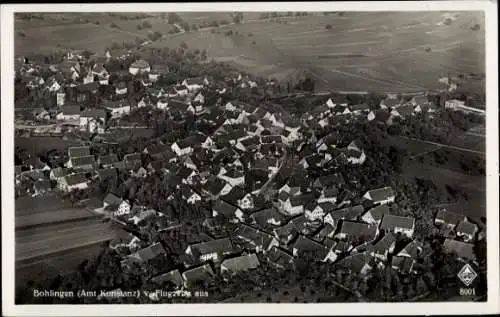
left=292, top=235, right=336, bottom=262
left=212, top=200, right=244, bottom=222
left=249, top=208, right=286, bottom=228
left=365, top=232, right=396, bottom=261
left=361, top=204, right=390, bottom=225
left=391, top=256, right=416, bottom=274
left=66, top=155, right=96, bottom=171
left=104, top=100, right=131, bottom=118
left=56, top=105, right=81, bottom=122
left=182, top=77, right=209, bottom=91
left=267, top=246, right=295, bottom=269
left=397, top=240, right=423, bottom=258
left=335, top=252, right=373, bottom=276
left=335, top=220, right=378, bottom=242
left=68, top=146, right=90, bottom=158
left=151, top=270, right=184, bottom=289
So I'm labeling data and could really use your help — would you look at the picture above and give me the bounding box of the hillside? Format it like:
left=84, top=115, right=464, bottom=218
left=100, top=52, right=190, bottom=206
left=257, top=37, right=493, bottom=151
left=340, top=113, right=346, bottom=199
left=15, top=11, right=485, bottom=93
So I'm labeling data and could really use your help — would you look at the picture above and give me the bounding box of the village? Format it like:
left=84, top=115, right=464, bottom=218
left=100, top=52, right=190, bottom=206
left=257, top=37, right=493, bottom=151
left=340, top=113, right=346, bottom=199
left=14, top=46, right=486, bottom=302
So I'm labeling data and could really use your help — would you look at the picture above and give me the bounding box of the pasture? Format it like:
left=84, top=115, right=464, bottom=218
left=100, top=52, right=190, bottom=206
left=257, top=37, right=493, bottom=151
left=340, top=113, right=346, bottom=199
left=15, top=194, right=73, bottom=216
left=15, top=11, right=485, bottom=92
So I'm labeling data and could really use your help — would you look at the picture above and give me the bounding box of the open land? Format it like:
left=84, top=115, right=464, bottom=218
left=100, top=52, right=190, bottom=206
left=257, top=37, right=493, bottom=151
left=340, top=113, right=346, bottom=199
left=16, top=11, right=485, bottom=93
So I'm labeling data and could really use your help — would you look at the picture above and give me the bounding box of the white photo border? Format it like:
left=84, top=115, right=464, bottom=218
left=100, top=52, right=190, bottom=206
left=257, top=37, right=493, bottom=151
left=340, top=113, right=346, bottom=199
left=2, top=1, right=499, bottom=316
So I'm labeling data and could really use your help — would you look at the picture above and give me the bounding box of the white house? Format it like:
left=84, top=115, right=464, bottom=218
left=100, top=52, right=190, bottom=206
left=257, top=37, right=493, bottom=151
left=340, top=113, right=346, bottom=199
left=326, top=98, right=336, bottom=109
left=218, top=169, right=245, bottom=187
left=103, top=193, right=131, bottom=217
left=305, top=204, right=326, bottom=221
left=182, top=77, right=209, bottom=91
left=105, top=102, right=130, bottom=119
left=157, top=98, right=169, bottom=110
left=187, top=192, right=202, bottom=205
left=445, top=99, right=466, bottom=110
left=194, top=92, right=205, bottom=104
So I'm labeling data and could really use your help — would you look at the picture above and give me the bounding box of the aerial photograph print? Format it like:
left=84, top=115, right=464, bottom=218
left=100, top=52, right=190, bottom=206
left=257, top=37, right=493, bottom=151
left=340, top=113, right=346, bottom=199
left=3, top=2, right=498, bottom=314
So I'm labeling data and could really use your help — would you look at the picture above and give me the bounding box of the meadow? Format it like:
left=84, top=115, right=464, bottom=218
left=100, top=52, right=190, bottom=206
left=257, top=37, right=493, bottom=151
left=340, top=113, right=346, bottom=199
left=15, top=11, right=485, bottom=93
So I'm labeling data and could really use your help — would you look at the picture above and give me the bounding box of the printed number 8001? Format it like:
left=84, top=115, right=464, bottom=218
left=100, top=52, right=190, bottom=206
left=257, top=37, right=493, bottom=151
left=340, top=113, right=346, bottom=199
left=459, top=288, right=476, bottom=296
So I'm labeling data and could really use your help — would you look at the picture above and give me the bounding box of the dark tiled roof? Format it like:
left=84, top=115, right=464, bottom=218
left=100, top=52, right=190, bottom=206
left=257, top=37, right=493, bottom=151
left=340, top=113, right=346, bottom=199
left=64, top=173, right=88, bottom=186
left=380, top=214, right=415, bottom=231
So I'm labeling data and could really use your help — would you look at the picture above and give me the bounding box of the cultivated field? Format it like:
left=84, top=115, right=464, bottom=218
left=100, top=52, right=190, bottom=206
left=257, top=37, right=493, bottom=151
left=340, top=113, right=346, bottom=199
left=16, top=12, right=485, bottom=93
left=15, top=208, right=99, bottom=229
left=15, top=194, right=74, bottom=216
left=16, top=218, right=116, bottom=262
left=15, top=136, right=84, bottom=153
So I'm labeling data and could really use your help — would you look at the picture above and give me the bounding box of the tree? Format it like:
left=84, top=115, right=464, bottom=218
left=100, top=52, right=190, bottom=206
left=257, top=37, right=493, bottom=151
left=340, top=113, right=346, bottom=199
left=167, top=12, right=182, bottom=24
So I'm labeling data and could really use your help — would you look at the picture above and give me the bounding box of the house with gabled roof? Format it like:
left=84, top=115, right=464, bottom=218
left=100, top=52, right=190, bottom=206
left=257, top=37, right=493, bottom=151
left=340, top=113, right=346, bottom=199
left=249, top=208, right=287, bottom=228
left=68, top=146, right=90, bottom=158
left=365, top=232, right=396, bottom=261
left=56, top=104, right=81, bottom=122
left=103, top=193, right=131, bottom=216
left=49, top=167, right=67, bottom=181
left=234, top=223, right=279, bottom=253
left=212, top=200, right=245, bottom=222
left=221, top=253, right=260, bottom=277
left=335, top=220, right=378, bottom=243
left=379, top=214, right=415, bottom=238
left=185, top=238, right=236, bottom=264
left=335, top=252, right=373, bottom=276
left=311, top=224, right=337, bottom=243
left=98, top=154, right=119, bottom=168
left=66, top=155, right=96, bottom=171
left=182, top=264, right=214, bottom=288
left=324, top=205, right=365, bottom=226
left=363, top=186, right=395, bottom=205
left=151, top=269, right=184, bottom=289
left=182, top=76, right=209, bottom=91
left=267, top=246, right=295, bottom=269
left=57, top=173, right=88, bottom=192
left=121, top=242, right=165, bottom=270
left=281, top=192, right=316, bottom=216
left=435, top=209, right=467, bottom=229
left=273, top=221, right=299, bottom=245
left=218, top=168, right=245, bottom=187
left=456, top=219, right=478, bottom=242
left=397, top=240, right=423, bottom=259
left=292, top=235, right=337, bottom=262
left=361, top=204, right=390, bottom=225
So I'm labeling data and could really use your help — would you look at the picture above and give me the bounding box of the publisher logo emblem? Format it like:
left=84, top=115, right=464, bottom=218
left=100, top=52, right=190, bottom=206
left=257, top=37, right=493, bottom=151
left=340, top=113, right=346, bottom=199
left=458, top=264, right=477, bottom=286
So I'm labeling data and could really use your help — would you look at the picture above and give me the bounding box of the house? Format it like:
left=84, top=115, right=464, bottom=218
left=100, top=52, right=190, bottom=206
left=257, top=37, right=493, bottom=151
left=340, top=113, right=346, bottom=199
left=304, top=203, right=327, bottom=221
left=151, top=269, right=184, bottom=289
left=350, top=103, right=371, bottom=114
left=66, top=155, right=96, bottom=171
left=390, top=103, right=415, bottom=119
left=281, top=193, right=316, bottom=216
left=379, top=97, right=401, bottom=109
left=292, top=235, right=336, bottom=262
left=96, top=168, right=118, bottom=181
left=202, top=177, right=233, bottom=198
left=129, top=59, right=151, bottom=75
left=411, top=96, right=429, bottom=106
left=115, top=82, right=128, bottom=95
left=365, top=232, right=396, bottom=261
left=273, top=222, right=299, bottom=245
left=122, top=242, right=165, bottom=269
left=335, top=252, right=373, bottom=276
left=56, top=105, right=81, bottom=121
left=379, top=214, right=415, bottom=238
left=443, top=239, right=476, bottom=262
left=183, top=187, right=202, bottom=205
left=220, top=253, right=260, bottom=276
left=456, top=219, right=478, bottom=242
left=57, top=173, right=88, bottom=192
left=104, top=100, right=131, bottom=119
left=346, top=148, right=366, bottom=165
left=234, top=223, right=279, bottom=253
left=171, top=138, right=195, bottom=157
left=103, top=193, right=131, bottom=216
left=182, top=264, right=214, bottom=288
left=363, top=186, right=395, bottom=205
left=397, top=240, right=423, bottom=258
left=49, top=167, right=67, bottom=181
left=182, top=77, right=209, bottom=91
left=367, top=109, right=391, bottom=124
left=434, top=209, right=467, bottom=229
left=194, top=92, right=205, bottom=104
left=249, top=208, right=287, bottom=228
left=361, top=204, right=390, bottom=225
left=335, top=220, right=378, bottom=243
left=391, top=256, right=416, bottom=274
left=323, top=205, right=365, bottom=226
left=312, top=224, right=337, bottom=243
left=185, top=238, right=235, bottom=264
left=80, top=108, right=106, bottom=133
left=68, top=146, right=90, bottom=158
left=220, top=186, right=247, bottom=207
left=212, top=200, right=245, bottom=222
left=267, top=246, right=295, bottom=269
left=44, top=77, right=62, bottom=92
left=174, top=85, right=189, bottom=96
